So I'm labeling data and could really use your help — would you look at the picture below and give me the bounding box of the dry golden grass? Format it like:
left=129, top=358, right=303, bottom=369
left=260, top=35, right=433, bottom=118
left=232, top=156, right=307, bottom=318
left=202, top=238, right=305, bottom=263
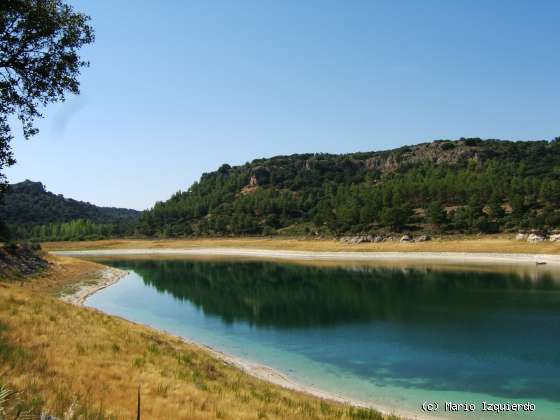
left=0, top=255, right=397, bottom=420
left=42, top=235, right=560, bottom=255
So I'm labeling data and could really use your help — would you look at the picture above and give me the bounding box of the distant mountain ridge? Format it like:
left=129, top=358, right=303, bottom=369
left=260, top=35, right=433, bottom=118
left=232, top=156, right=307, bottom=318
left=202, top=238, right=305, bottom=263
left=138, top=138, right=560, bottom=236
left=0, top=180, right=139, bottom=226
left=4, top=138, right=560, bottom=240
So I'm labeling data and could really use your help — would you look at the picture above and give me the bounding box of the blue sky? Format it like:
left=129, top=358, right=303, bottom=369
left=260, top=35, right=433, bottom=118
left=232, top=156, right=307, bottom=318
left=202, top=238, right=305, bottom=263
left=6, top=0, right=560, bottom=209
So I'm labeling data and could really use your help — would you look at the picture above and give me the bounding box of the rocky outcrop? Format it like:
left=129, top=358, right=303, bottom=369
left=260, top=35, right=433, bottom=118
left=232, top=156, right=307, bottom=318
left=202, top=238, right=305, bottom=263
left=364, top=141, right=480, bottom=174
left=250, top=166, right=271, bottom=185
left=0, top=244, right=48, bottom=278
left=241, top=166, right=271, bottom=194
left=351, top=236, right=365, bottom=244
left=549, top=234, right=560, bottom=242
left=339, top=234, right=383, bottom=244
left=339, top=236, right=362, bottom=244
left=527, top=233, right=545, bottom=243
left=400, top=234, right=413, bottom=243
left=339, top=234, right=437, bottom=244
left=516, top=233, right=528, bottom=241
left=519, top=232, right=560, bottom=243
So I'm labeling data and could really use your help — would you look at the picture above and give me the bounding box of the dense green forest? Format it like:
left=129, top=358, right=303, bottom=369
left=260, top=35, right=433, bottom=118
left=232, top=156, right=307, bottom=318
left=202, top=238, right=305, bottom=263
left=3, top=138, right=560, bottom=241
left=9, top=219, right=134, bottom=242
left=138, top=138, right=560, bottom=237
left=0, top=180, right=139, bottom=241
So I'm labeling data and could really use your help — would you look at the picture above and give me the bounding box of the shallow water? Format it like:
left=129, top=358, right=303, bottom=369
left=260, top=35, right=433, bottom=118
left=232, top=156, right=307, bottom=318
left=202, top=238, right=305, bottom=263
left=85, top=258, right=560, bottom=419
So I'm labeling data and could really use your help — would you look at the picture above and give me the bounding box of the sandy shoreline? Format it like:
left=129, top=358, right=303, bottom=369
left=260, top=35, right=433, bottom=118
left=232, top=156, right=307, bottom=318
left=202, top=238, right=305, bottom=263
left=60, top=266, right=129, bottom=306
left=52, top=246, right=560, bottom=266
left=197, top=343, right=432, bottom=419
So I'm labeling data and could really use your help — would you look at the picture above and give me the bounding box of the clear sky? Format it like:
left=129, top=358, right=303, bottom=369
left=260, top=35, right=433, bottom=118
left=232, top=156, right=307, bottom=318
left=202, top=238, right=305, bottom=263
left=6, top=0, right=560, bottom=210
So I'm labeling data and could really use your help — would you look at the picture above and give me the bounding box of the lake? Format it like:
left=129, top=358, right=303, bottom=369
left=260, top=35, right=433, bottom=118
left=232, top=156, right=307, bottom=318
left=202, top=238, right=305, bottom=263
left=85, top=257, right=560, bottom=419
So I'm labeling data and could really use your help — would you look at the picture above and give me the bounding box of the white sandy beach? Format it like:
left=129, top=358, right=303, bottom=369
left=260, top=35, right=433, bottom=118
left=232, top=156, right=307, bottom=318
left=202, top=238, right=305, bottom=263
left=52, top=247, right=560, bottom=266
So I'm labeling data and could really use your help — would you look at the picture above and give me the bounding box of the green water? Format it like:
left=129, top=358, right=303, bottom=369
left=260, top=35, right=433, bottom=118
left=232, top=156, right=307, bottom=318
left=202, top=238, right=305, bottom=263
left=86, top=258, right=560, bottom=419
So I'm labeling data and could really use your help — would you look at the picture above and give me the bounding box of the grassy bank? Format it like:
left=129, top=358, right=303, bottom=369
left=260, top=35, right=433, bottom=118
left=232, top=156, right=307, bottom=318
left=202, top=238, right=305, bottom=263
left=42, top=234, right=560, bottom=255
left=0, top=255, right=397, bottom=419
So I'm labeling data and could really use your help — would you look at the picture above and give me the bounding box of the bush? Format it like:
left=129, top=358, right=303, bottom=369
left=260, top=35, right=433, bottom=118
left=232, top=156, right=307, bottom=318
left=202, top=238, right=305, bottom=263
left=22, top=241, right=41, bottom=251
left=262, top=226, right=276, bottom=236
left=0, top=221, right=10, bottom=242
left=476, top=216, right=499, bottom=234
left=4, top=242, right=18, bottom=253
left=463, top=137, right=483, bottom=146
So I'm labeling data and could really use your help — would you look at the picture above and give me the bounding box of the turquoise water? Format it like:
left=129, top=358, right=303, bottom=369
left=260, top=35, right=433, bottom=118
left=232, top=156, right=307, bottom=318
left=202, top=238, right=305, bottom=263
left=86, top=258, right=560, bottom=419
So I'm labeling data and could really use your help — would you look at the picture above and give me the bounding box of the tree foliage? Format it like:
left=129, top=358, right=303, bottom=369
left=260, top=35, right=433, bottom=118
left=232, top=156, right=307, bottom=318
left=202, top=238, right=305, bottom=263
left=0, top=0, right=94, bottom=191
left=139, top=138, right=560, bottom=236
left=0, top=180, right=138, bottom=239
left=13, top=218, right=129, bottom=241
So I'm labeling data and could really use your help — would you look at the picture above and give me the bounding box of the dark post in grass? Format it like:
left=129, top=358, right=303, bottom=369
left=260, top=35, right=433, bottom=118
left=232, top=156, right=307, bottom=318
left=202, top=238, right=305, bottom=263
left=136, top=385, right=141, bottom=420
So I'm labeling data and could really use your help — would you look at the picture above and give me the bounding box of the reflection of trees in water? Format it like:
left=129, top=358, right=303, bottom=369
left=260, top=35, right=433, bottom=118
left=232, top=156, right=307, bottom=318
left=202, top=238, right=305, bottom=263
left=102, top=259, right=560, bottom=328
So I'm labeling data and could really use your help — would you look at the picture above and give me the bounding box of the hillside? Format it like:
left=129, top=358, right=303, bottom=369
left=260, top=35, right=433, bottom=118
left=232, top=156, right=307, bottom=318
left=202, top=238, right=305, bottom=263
left=138, top=138, right=560, bottom=237
left=0, top=180, right=139, bottom=240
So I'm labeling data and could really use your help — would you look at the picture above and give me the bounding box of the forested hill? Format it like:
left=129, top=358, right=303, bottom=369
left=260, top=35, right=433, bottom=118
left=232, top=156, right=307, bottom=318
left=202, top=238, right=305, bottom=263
left=0, top=180, right=139, bottom=240
left=138, top=138, right=560, bottom=236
